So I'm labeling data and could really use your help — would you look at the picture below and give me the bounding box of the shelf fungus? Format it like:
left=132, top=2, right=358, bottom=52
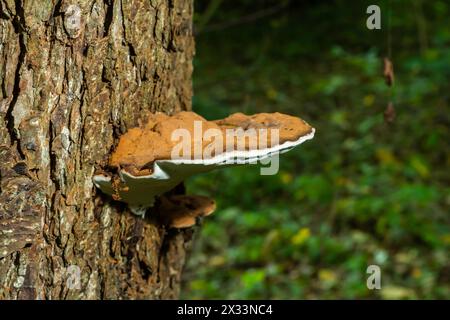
left=155, top=195, right=216, bottom=229
left=93, top=111, right=315, bottom=219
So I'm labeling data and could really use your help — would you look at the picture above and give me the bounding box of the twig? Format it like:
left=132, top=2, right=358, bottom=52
left=195, top=1, right=290, bottom=35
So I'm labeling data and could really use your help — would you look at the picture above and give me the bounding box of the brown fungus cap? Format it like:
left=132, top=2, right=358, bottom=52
left=110, top=111, right=313, bottom=176
left=155, top=195, right=216, bottom=229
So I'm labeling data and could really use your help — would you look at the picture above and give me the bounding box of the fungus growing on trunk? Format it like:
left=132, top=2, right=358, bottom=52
left=155, top=195, right=216, bottom=229
left=93, top=111, right=314, bottom=219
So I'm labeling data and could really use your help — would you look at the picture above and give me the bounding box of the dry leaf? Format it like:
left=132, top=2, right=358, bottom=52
left=384, top=102, right=396, bottom=123
left=383, top=57, right=395, bottom=86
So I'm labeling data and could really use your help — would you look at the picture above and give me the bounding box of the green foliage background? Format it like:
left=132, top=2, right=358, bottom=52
left=181, top=0, right=449, bottom=299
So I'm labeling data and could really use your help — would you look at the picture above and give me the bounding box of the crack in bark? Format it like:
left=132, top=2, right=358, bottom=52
left=77, top=70, right=87, bottom=171
left=48, top=118, right=59, bottom=190
left=5, top=0, right=27, bottom=158
left=103, top=0, right=114, bottom=37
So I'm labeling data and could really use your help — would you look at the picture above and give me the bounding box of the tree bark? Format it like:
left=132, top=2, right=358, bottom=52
left=0, top=0, right=194, bottom=299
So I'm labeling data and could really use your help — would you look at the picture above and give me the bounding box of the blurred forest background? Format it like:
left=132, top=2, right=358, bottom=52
left=181, top=0, right=449, bottom=299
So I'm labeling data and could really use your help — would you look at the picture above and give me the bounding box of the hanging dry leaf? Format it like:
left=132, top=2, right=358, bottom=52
left=384, top=102, right=396, bottom=123
left=383, top=57, right=395, bottom=86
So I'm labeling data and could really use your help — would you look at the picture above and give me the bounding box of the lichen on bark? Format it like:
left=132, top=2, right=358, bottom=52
left=0, top=0, right=195, bottom=299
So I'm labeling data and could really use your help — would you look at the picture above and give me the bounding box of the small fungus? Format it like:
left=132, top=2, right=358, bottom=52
left=155, top=195, right=216, bottom=229
left=93, top=111, right=315, bottom=219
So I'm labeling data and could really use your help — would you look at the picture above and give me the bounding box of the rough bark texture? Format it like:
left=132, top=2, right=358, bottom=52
left=0, top=0, right=195, bottom=299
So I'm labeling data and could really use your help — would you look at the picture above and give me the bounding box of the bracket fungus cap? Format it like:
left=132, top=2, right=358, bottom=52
left=93, top=111, right=314, bottom=214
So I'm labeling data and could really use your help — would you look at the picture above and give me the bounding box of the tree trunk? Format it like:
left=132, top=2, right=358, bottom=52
left=0, top=0, right=194, bottom=299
